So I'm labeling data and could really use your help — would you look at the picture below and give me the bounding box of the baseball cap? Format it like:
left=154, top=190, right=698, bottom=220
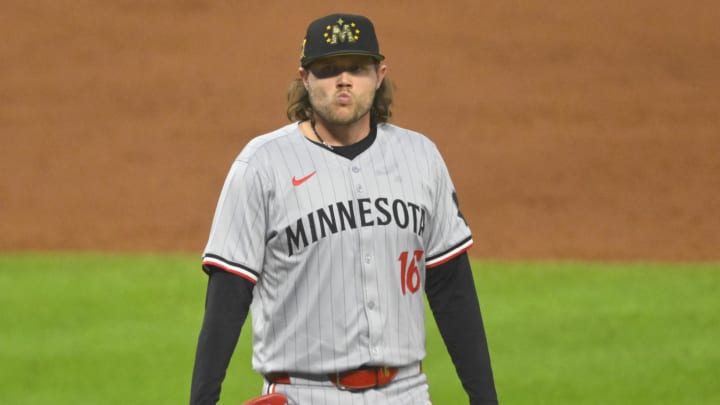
left=300, top=13, right=385, bottom=67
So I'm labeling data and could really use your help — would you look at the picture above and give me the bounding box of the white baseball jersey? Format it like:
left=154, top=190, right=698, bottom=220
left=202, top=122, right=473, bottom=375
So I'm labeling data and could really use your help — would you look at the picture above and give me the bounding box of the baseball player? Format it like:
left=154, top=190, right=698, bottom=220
left=190, top=13, right=498, bottom=405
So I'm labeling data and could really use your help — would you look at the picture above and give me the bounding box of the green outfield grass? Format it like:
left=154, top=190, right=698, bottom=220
left=1, top=254, right=718, bottom=404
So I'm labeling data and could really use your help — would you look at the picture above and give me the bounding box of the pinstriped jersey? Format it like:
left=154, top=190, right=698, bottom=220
left=202, top=122, right=473, bottom=374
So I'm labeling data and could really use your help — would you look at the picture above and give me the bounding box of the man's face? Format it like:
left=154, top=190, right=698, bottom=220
left=301, top=55, right=387, bottom=126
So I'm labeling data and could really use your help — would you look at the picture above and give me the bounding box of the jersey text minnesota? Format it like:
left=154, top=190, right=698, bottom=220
left=285, top=197, right=426, bottom=255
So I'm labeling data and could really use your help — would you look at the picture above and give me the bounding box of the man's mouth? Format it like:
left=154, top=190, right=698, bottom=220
left=336, top=92, right=352, bottom=104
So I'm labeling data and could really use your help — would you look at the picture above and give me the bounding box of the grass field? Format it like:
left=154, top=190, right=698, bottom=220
left=1, top=253, right=718, bottom=404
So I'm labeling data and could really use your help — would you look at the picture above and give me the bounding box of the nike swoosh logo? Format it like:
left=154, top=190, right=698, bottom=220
left=292, top=171, right=317, bottom=186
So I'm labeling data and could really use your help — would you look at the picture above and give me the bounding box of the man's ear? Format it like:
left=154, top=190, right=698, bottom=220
left=298, top=67, right=310, bottom=90
left=376, top=64, right=388, bottom=89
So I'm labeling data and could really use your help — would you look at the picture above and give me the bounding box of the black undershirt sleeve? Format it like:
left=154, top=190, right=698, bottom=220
left=425, top=252, right=499, bottom=405
left=190, top=269, right=254, bottom=405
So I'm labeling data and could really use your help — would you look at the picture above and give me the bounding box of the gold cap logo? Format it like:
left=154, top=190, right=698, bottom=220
left=324, top=18, right=360, bottom=45
left=300, top=38, right=307, bottom=59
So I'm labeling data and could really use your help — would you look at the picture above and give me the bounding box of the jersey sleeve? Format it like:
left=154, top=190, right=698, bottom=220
left=201, top=159, right=267, bottom=284
left=425, top=147, right=473, bottom=268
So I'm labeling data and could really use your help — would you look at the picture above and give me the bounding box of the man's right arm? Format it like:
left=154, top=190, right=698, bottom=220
left=190, top=270, right=254, bottom=405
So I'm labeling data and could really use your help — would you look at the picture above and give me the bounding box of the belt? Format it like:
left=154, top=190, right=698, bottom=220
left=265, top=363, right=420, bottom=391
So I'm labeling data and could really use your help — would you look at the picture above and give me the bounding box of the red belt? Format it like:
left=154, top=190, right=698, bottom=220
left=266, top=366, right=399, bottom=390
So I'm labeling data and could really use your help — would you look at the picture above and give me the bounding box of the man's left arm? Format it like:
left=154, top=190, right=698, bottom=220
left=425, top=252, right=499, bottom=405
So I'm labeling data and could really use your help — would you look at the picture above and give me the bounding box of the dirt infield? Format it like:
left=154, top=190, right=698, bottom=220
left=2, top=1, right=719, bottom=261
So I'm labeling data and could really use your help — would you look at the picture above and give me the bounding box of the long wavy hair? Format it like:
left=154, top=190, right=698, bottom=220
left=286, top=73, right=395, bottom=123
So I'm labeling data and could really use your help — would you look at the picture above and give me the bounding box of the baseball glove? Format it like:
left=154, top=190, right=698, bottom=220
left=241, top=393, right=289, bottom=405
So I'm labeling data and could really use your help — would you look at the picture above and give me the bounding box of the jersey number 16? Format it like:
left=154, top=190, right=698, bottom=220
left=398, top=250, right=423, bottom=295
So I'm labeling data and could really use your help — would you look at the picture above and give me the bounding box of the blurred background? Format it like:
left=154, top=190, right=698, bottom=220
left=1, top=0, right=719, bottom=259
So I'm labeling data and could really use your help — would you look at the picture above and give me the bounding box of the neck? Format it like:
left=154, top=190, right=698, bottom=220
left=312, top=114, right=372, bottom=147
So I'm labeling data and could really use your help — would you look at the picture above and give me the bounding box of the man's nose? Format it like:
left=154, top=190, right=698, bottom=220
left=336, top=71, right=352, bottom=87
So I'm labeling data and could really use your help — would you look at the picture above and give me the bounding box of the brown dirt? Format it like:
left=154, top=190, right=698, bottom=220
left=2, top=1, right=719, bottom=261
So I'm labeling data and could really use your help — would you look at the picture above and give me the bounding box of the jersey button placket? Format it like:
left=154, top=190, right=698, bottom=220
left=350, top=164, right=382, bottom=361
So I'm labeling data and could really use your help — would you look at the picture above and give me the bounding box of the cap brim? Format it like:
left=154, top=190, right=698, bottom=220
left=302, top=51, right=385, bottom=67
